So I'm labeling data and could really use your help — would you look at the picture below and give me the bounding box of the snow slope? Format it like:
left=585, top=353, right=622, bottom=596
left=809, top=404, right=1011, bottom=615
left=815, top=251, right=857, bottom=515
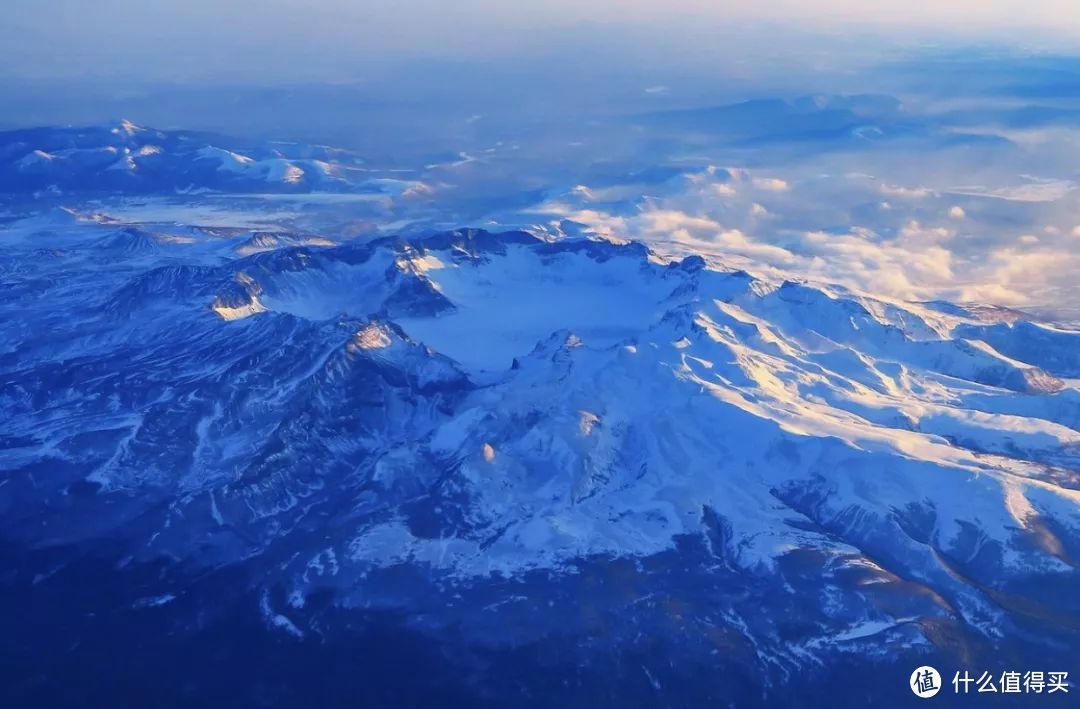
left=1, top=211, right=1077, bottom=692
left=0, top=122, right=417, bottom=196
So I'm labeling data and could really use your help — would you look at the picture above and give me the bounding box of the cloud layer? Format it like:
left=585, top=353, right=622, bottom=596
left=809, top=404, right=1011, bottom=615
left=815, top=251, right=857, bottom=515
left=530, top=164, right=1080, bottom=319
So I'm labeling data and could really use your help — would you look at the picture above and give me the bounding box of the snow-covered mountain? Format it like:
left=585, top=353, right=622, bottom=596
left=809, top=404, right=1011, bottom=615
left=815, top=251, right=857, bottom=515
left=1, top=194, right=1077, bottom=704
left=0, top=120, right=397, bottom=195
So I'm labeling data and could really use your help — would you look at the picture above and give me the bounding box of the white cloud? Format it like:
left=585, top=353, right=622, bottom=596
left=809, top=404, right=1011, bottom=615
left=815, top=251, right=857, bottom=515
left=880, top=183, right=932, bottom=199
left=948, top=206, right=966, bottom=219
left=949, top=179, right=1074, bottom=203
left=752, top=177, right=789, bottom=192
left=529, top=166, right=1079, bottom=311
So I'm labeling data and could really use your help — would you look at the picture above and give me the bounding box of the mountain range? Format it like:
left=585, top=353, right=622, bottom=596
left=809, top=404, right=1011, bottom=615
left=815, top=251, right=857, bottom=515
left=1, top=124, right=1077, bottom=707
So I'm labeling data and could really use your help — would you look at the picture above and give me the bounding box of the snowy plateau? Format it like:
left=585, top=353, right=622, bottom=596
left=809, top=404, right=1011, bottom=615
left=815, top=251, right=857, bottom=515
left=0, top=123, right=1078, bottom=707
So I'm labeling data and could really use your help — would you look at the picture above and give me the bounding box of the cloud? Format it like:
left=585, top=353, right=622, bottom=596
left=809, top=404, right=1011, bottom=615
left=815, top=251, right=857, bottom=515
left=529, top=164, right=1080, bottom=313
left=752, top=177, right=789, bottom=192
left=948, top=179, right=1074, bottom=203
left=978, top=248, right=1080, bottom=305
left=881, top=183, right=933, bottom=199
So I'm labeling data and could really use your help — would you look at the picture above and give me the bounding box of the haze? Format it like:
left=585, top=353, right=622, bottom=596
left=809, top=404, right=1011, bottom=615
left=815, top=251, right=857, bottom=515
left=3, top=1, right=1080, bottom=82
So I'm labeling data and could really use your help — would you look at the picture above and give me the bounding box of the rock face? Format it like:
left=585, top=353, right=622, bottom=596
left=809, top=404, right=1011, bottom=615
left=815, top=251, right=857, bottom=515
left=1, top=195, right=1078, bottom=704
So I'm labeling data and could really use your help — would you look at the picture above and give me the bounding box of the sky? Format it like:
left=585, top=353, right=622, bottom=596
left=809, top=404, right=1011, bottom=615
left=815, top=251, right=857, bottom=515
left=3, top=1, right=1080, bottom=82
